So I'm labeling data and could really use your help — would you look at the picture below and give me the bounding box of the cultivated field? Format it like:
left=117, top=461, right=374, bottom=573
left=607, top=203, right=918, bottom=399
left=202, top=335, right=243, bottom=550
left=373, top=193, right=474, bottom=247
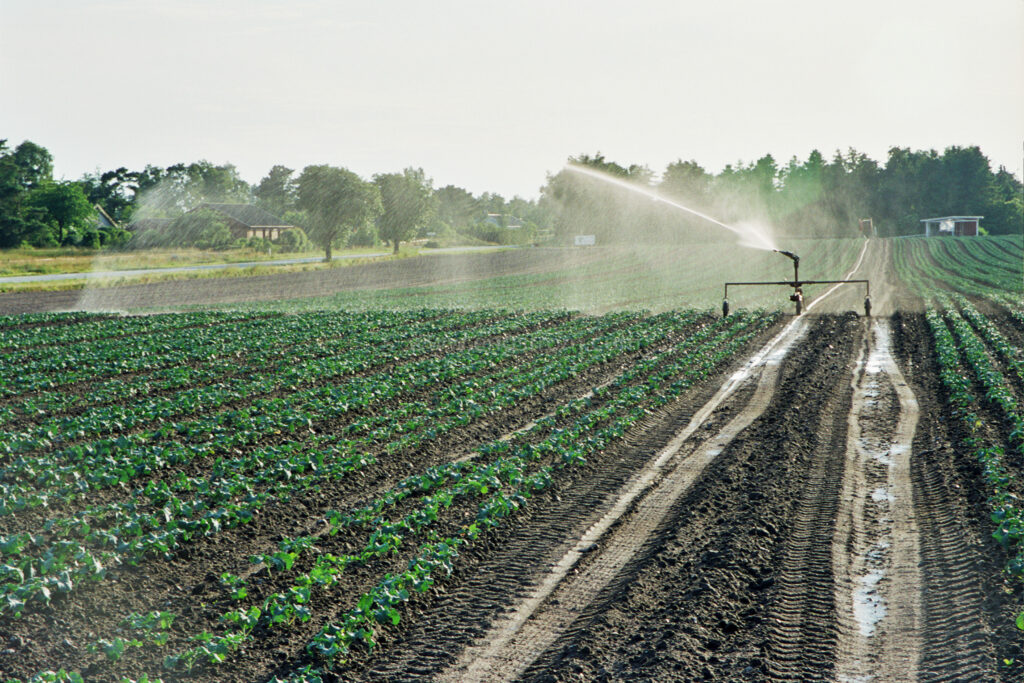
left=0, top=235, right=1022, bottom=682
left=0, top=239, right=866, bottom=315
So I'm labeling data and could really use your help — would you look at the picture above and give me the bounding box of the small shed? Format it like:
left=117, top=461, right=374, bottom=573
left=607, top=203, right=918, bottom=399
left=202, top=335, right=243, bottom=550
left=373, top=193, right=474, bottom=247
left=921, top=216, right=982, bottom=237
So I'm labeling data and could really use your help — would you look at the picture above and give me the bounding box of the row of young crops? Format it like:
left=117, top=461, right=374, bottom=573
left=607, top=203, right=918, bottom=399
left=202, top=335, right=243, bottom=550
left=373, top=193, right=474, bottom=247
left=0, top=306, right=779, bottom=682
left=893, top=235, right=1022, bottom=302
left=925, top=298, right=1024, bottom=635
left=905, top=235, right=1024, bottom=647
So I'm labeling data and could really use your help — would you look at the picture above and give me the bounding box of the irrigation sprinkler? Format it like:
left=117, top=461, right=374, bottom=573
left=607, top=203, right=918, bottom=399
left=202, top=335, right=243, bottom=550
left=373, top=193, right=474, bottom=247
left=722, top=249, right=871, bottom=317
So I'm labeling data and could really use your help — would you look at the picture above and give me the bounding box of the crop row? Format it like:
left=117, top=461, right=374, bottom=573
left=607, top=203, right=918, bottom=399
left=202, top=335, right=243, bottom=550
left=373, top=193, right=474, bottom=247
left=955, top=297, right=1024, bottom=389
left=925, top=305, right=1024, bottom=636
left=211, top=312, right=778, bottom=680
left=0, top=310, right=595, bottom=511
left=965, top=237, right=1023, bottom=273
left=0, top=309, right=515, bottom=449
left=0, top=310, right=270, bottom=361
left=0, top=309, right=495, bottom=429
left=892, top=237, right=1023, bottom=301
left=926, top=239, right=1022, bottom=293
left=174, top=314, right=772, bottom=677
left=13, top=311, right=774, bottom=682
left=0, top=311, right=709, bottom=614
left=0, top=311, right=280, bottom=390
left=0, top=311, right=109, bottom=332
left=0, top=313, right=295, bottom=398
left=0, top=309, right=646, bottom=550
left=2, top=311, right=774, bottom=683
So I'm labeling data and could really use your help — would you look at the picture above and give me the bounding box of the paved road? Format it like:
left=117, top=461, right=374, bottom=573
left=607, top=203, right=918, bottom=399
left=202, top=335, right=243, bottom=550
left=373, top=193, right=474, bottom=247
left=0, top=246, right=508, bottom=285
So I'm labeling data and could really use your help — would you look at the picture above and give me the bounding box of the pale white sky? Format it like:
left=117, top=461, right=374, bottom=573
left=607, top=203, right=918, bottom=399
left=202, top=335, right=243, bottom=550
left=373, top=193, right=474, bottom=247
left=2, top=0, right=1022, bottom=199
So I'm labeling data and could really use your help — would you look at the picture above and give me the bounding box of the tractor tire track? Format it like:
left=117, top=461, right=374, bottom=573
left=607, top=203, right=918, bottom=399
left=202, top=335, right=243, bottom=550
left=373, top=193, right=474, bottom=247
left=502, top=313, right=862, bottom=682
left=759, top=329, right=852, bottom=680
left=913, top=452, right=997, bottom=682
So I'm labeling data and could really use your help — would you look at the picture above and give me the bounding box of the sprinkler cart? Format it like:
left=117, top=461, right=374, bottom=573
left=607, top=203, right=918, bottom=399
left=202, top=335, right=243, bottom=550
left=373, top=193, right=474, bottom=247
left=722, top=249, right=871, bottom=317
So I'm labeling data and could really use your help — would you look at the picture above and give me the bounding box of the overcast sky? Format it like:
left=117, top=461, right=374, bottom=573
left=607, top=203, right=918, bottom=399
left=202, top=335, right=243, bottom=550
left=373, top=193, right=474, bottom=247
left=2, top=0, right=1022, bottom=199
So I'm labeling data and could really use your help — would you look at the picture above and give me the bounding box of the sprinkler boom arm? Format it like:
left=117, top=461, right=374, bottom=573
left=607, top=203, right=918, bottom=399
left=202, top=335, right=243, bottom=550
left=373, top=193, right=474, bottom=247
left=721, top=249, right=871, bottom=316
left=722, top=279, right=871, bottom=316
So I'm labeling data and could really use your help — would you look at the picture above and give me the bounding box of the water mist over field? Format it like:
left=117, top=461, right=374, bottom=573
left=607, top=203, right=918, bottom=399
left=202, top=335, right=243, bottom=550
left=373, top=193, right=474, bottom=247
left=59, top=156, right=874, bottom=315
left=564, top=164, right=779, bottom=252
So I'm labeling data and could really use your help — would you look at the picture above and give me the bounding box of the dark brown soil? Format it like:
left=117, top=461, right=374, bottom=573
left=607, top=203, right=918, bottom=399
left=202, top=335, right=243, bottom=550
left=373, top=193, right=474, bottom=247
left=485, top=312, right=1012, bottom=683
left=508, top=313, right=863, bottom=682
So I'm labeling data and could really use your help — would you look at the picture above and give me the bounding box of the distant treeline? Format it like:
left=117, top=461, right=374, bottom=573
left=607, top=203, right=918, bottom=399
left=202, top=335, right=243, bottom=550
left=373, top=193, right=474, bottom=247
left=1, top=138, right=1020, bottom=254
left=0, top=140, right=546, bottom=255
left=546, top=148, right=1023, bottom=241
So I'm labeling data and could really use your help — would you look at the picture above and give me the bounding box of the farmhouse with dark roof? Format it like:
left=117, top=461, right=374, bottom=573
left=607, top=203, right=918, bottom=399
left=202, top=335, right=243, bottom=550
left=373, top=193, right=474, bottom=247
left=195, top=203, right=297, bottom=240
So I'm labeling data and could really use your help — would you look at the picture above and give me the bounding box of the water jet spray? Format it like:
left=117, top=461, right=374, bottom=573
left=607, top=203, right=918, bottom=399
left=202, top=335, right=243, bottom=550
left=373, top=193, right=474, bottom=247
left=559, top=165, right=871, bottom=314
left=563, top=164, right=777, bottom=251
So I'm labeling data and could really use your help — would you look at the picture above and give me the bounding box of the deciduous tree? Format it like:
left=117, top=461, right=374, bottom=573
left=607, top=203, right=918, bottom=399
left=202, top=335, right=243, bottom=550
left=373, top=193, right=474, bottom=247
left=297, top=165, right=381, bottom=261
left=254, top=165, right=297, bottom=217
left=29, top=181, right=94, bottom=245
left=375, top=168, right=435, bottom=254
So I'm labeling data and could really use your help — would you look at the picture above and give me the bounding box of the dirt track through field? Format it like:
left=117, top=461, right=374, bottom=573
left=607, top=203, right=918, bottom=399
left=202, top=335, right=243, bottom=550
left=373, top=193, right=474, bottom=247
left=407, top=241, right=998, bottom=682
left=832, top=319, right=922, bottom=681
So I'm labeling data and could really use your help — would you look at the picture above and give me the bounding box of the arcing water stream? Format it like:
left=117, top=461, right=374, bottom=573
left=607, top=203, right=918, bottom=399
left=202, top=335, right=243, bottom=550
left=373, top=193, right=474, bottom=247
left=564, top=164, right=778, bottom=251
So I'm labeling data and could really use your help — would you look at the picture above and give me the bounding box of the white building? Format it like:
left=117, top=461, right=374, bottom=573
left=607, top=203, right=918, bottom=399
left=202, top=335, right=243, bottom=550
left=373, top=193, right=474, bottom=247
left=921, top=215, right=982, bottom=237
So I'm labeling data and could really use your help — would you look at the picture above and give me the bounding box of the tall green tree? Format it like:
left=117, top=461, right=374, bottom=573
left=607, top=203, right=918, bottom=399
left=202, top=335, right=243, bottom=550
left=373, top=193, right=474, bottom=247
left=0, top=140, right=57, bottom=247
left=539, top=152, right=635, bottom=243
left=774, top=151, right=825, bottom=233
left=568, top=152, right=630, bottom=178
left=435, top=184, right=479, bottom=230
left=29, top=181, right=95, bottom=245
left=254, top=165, right=297, bottom=217
left=986, top=166, right=1024, bottom=235
left=297, top=165, right=381, bottom=261
left=133, top=161, right=250, bottom=217
left=375, top=167, right=435, bottom=254
left=819, top=148, right=879, bottom=233
left=0, top=148, right=48, bottom=247
left=8, top=141, right=53, bottom=191
left=876, top=147, right=936, bottom=235
left=938, top=146, right=991, bottom=217
left=660, top=160, right=712, bottom=204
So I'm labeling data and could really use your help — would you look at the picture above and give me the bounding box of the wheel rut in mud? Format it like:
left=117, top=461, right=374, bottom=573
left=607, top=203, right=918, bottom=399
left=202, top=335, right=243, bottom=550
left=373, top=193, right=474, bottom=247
left=443, top=316, right=812, bottom=682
